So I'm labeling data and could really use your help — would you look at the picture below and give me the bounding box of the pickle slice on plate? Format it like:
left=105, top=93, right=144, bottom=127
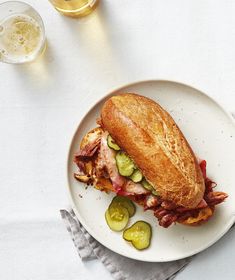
left=123, top=221, right=152, bottom=250
left=110, top=196, right=136, bottom=217
left=129, top=169, right=143, bottom=183
left=141, top=179, right=154, bottom=191
left=107, top=135, right=121, bottom=151
left=116, top=151, right=135, bottom=176
left=105, top=205, right=129, bottom=231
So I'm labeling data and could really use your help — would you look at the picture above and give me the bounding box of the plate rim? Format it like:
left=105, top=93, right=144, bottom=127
left=67, top=79, right=235, bottom=262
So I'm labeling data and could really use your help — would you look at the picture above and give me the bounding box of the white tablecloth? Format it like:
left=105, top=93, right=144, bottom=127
left=1, top=1, right=235, bottom=279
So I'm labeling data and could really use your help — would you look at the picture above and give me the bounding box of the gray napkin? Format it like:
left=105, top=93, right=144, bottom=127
left=60, top=209, right=190, bottom=280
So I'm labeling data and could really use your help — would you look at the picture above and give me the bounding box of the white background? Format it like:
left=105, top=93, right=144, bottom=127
left=1, top=0, right=235, bottom=279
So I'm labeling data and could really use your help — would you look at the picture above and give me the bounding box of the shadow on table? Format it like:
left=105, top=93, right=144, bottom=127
left=12, top=40, right=58, bottom=89
left=58, top=1, right=138, bottom=80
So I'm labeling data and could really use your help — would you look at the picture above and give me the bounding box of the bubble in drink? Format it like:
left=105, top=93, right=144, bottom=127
left=0, top=14, right=45, bottom=63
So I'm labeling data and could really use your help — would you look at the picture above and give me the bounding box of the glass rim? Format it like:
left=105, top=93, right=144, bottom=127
left=49, top=0, right=98, bottom=12
left=0, top=1, right=34, bottom=8
left=0, top=0, right=45, bottom=32
left=0, top=0, right=46, bottom=64
left=0, top=1, right=45, bottom=26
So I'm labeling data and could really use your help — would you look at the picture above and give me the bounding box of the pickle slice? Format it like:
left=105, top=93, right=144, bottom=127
left=116, top=151, right=135, bottom=176
left=129, top=169, right=143, bottom=183
left=142, top=179, right=159, bottom=195
left=141, top=179, right=154, bottom=191
left=110, top=196, right=136, bottom=217
left=152, top=190, right=159, bottom=196
left=123, top=221, right=152, bottom=250
left=107, top=135, right=121, bottom=151
left=105, top=205, right=129, bottom=231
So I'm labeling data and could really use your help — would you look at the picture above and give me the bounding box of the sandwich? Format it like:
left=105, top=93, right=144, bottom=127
left=74, top=93, right=228, bottom=228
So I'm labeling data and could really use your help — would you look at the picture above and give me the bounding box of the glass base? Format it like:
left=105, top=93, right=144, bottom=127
left=54, top=0, right=99, bottom=18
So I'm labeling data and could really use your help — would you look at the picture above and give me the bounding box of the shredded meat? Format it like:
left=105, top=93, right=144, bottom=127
left=74, top=173, right=93, bottom=184
left=161, top=200, right=177, bottom=210
left=160, top=214, right=178, bottom=228
left=154, top=207, right=178, bottom=228
left=122, top=180, right=149, bottom=195
left=196, top=199, right=208, bottom=208
left=199, top=160, right=207, bottom=179
left=74, top=137, right=101, bottom=162
left=145, top=195, right=160, bottom=209
left=177, top=209, right=201, bottom=223
left=176, top=199, right=208, bottom=213
left=205, top=191, right=228, bottom=206
left=74, top=133, right=228, bottom=228
left=149, top=160, right=228, bottom=228
left=95, top=132, right=126, bottom=190
left=205, top=178, right=217, bottom=194
left=75, top=160, right=87, bottom=175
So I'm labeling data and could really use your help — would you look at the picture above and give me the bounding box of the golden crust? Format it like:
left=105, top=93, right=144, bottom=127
left=101, top=93, right=205, bottom=208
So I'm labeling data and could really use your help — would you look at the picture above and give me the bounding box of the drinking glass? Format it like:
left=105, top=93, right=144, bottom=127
left=0, top=1, right=46, bottom=64
left=49, top=0, right=98, bottom=18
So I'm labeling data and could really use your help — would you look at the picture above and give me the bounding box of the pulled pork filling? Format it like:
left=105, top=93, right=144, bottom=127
left=74, top=130, right=228, bottom=228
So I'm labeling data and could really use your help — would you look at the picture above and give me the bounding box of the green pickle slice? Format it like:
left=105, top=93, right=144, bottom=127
left=151, top=190, right=159, bottom=196
left=141, top=179, right=154, bottom=191
left=142, top=179, right=159, bottom=196
left=129, top=169, right=143, bottom=183
left=123, top=221, right=152, bottom=250
left=116, top=151, right=135, bottom=176
left=110, top=196, right=136, bottom=217
left=107, top=135, right=121, bottom=151
left=105, top=205, right=129, bottom=231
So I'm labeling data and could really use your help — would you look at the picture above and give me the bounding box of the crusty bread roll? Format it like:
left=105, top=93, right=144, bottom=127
left=101, top=93, right=205, bottom=209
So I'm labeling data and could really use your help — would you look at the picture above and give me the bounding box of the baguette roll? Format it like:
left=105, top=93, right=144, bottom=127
left=101, top=93, right=205, bottom=209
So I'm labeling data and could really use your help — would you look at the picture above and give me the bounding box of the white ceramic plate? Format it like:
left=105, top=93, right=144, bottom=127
left=67, top=80, right=235, bottom=262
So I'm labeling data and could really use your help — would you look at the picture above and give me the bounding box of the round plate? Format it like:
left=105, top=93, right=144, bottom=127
left=67, top=80, right=235, bottom=262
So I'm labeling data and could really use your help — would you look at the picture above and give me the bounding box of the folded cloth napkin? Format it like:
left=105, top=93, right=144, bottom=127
left=60, top=209, right=190, bottom=280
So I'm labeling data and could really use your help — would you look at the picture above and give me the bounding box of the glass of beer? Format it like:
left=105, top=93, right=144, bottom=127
left=0, top=1, right=46, bottom=64
left=49, top=0, right=98, bottom=18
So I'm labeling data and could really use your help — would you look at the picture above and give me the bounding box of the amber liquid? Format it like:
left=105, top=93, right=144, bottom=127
left=49, top=0, right=98, bottom=17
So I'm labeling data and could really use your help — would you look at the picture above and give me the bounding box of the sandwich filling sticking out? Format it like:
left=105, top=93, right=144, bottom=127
left=74, top=126, right=228, bottom=228
left=74, top=93, right=228, bottom=228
